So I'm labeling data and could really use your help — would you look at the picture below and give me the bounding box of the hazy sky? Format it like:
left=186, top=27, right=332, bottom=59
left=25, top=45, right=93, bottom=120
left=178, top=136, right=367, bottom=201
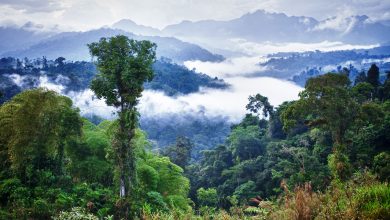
left=1, top=0, right=390, bottom=31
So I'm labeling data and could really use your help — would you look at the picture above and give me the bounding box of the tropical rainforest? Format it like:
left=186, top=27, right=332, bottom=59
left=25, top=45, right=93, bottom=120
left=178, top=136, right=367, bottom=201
left=0, top=35, right=389, bottom=220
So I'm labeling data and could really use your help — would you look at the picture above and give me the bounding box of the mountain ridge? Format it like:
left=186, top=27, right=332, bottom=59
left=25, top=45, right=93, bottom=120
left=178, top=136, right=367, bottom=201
left=1, top=28, right=224, bottom=63
left=162, top=10, right=390, bottom=50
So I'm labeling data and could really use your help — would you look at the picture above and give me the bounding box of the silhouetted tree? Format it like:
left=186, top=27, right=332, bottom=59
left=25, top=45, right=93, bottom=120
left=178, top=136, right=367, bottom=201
left=367, top=64, right=380, bottom=88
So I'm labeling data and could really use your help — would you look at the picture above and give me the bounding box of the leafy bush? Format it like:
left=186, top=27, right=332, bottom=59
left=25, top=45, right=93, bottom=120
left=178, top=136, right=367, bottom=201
left=233, top=181, right=258, bottom=204
left=353, top=183, right=390, bottom=219
left=373, top=152, right=390, bottom=181
left=0, top=178, right=21, bottom=206
left=146, top=191, right=169, bottom=212
left=166, top=195, right=191, bottom=212
left=197, top=187, right=218, bottom=207
left=31, top=198, right=52, bottom=219
left=55, top=192, right=75, bottom=210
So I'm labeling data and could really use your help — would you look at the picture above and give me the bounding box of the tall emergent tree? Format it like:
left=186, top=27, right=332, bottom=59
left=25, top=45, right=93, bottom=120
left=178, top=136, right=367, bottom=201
left=246, top=94, right=274, bottom=118
left=88, top=35, right=156, bottom=216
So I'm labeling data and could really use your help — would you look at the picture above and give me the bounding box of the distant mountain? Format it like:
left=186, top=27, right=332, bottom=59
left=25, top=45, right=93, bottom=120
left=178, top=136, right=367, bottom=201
left=0, top=24, right=56, bottom=52
left=164, top=10, right=317, bottom=43
left=163, top=10, right=390, bottom=50
left=112, top=19, right=161, bottom=36
left=1, top=28, right=224, bottom=63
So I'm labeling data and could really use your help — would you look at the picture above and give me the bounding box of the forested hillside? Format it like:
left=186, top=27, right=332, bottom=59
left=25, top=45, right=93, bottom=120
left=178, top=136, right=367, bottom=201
left=0, top=56, right=228, bottom=102
left=260, top=46, right=390, bottom=80
left=0, top=35, right=389, bottom=219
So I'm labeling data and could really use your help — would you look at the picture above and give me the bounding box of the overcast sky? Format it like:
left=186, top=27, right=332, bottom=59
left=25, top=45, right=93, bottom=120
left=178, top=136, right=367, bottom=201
left=1, top=0, right=390, bottom=31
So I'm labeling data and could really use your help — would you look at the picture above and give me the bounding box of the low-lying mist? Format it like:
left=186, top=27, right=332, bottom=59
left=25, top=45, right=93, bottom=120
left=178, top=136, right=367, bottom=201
left=140, top=77, right=301, bottom=122
left=4, top=56, right=303, bottom=150
left=6, top=62, right=303, bottom=123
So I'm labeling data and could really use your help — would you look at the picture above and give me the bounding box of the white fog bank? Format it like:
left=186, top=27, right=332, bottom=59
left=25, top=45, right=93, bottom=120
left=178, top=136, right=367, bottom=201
left=139, top=77, right=302, bottom=122
left=65, top=75, right=302, bottom=123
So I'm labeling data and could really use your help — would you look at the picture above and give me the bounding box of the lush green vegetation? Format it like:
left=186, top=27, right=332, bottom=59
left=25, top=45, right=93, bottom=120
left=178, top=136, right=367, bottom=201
left=0, top=88, right=190, bottom=219
left=0, top=37, right=389, bottom=219
left=179, top=65, right=390, bottom=219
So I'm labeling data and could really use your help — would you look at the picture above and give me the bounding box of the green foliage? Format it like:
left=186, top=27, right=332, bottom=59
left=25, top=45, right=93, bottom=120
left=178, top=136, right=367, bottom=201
left=353, top=182, right=390, bottom=219
left=31, top=198, right=52, bottom=218
left=67, top=119, right=112, bottom=186
left=163, top=136, right=193, bottom=168
left=146, top=60, right=228, bottom=96
left=189, top=72, right=389, bottom=216
left=89, top=35, right=156, bottom=107
left=351, top=82, right=374, bottom=103
left=166, top=195, right=191, bottom=212
left=1, top=55, right=390, bottom=219
left=0, top=87, right=191, bottom=218
left=0, top=88, right=82, bottom=180
left=145, top=191, right=169, bottom=212
left=373, top=152, right=390, bottom=181
left=281, top=73, right=360, bottom=179
left=328, top=152, right=352, bottom=180
left=228, top=125, right=266, bottom=161
left=233, top=181, right=257, bottom=204
left=0, top=178, right=21, bottom=206
left=197, top=188, right=218, bottom=207
left=138, top=164, right=159, bottom=192
left=145, top=156, right=190, bottom=198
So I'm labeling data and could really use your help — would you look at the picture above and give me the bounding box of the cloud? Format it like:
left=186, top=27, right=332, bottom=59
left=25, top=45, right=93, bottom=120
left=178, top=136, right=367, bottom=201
left=310, top=7, right=363, bottom=34
left=6, top=74, right=28, bottom=86
left=184, top=56, right=269, bottom=78
left=361, top=57, right=390, bottom=65
left=38, top=75, right=65, bottom=93
left=193, top=38, right=379, bottom=57
left=138, top=77, right=302, bottom=122
left=30, top=75, right=301, bottom=123
left=9, top=72, right=301, bottom=123
left=58, top=74, right=302, bottom=123
left=313, top=16, right=357, bottom=33
left=1, top=0, right=390, bottom=31
left=0, top=0, right=66, bottom=13
left=67, top=89, right=116, bottom=119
